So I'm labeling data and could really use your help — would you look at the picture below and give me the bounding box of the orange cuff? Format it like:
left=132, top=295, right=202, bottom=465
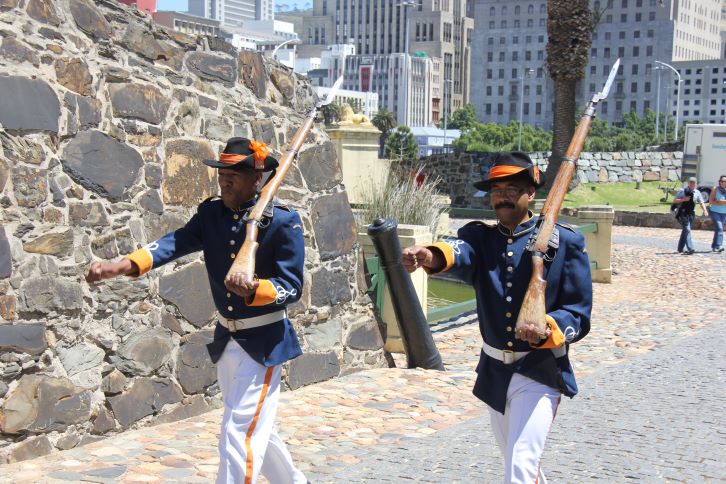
left=246, top=279, right=277, bottom=306
left=424, top=242, right=455, bottom=274
left=126, top=248, right=153, bottom=276
left=531, top=315, right=566, bottom=349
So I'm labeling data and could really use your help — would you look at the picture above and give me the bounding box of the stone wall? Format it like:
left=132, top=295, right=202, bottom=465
left=419, top=151, right=683, bottom=208
left=0, top=0, right=386, bottom=463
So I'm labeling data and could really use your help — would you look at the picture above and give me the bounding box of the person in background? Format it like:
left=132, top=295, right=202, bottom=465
left=708, top=175, right=726, bottom=252
left=673, top=177, right=709, bottom=255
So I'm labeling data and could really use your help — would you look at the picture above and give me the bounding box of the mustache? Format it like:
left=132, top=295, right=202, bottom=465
left=494, top=202, right=516, bottom=210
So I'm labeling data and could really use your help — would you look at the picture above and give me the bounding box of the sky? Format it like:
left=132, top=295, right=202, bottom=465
left=155, top=0, right=311, bottom=12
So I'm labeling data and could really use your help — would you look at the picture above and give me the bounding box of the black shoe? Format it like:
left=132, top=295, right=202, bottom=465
left=684, top=249, right=695, bottom=255
left=717, top=247, right=725, bottom=253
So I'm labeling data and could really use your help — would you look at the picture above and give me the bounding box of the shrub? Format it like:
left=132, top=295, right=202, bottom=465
left=358, top=164, right=444, bottom=239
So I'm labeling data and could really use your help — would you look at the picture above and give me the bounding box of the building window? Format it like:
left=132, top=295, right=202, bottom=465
left=499, top=52, right=505, bottom=61
left=632, top=46, right=639, bottom=56
left=631, top=82, right=637, bottom=93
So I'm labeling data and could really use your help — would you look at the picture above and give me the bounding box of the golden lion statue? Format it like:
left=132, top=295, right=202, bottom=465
left=338, top=104, right=372, bottom=126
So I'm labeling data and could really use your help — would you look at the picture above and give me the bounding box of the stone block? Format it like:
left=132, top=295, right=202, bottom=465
left=311, top=192, right=357, bottom=261
left=0, top=76, right=59, bottom=134
left=107, top=377, right=183, bottom=427
left=61, top=131, right=143, bottom=202
left=345, top=319, right=384, bottom=351
left=159, top=262, right=216, bottom=327
left=176, top=330, right=216, bottom=394
left=115, top=328, right=174, bottom=376
left=303, top=318, right=342, bottom=351
left=0, top=323, right=46, bottom=354
left=286, top=351, right=340, bottom=390
left=0, top=375, right=91, bottom=434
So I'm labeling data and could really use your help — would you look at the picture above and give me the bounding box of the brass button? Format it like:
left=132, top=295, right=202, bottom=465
left=506, top=312, right=512, bottom=318
left=230, top=253, right=235, bottom=259
left=506, top=341, right=513, bottom=347
left=507, top=251, right=514, bottom=257
left=226, top=292, right=231, bottom=298
left=506, top=282, right=512, bottom=288
left=507, top=238, right=513, bottom=244
left=506, top=326, right=513, bottom=332
left=233, top=214, right=239, bottom=220
left=507, top=266, right=513, bottom=272
left=229, top=240, right=235, bottom=245
left=506, top=296, right=512, bottom=302
left=227, top=305, right=233, bottom=311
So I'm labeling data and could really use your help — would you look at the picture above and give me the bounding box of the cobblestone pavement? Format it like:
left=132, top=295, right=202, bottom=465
left=0, top=226, right=723, bottom=483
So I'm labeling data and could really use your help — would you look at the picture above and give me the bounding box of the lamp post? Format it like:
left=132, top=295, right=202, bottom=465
left=442, top=78, right=453, bottom=153
left=654, top=66, right=662, bottom=142
left=518, top=68, right=534, bottom=151
left=655, top=60, right=681, bottom=141
left=401, top=0, right=416, bottom=126
left=271, top=38, right=299, bottom=61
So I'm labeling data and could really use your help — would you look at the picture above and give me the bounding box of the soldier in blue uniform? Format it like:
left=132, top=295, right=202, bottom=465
left=402, top=152, right=592, bottom=483
left=86, top=138, right=307, bottom=484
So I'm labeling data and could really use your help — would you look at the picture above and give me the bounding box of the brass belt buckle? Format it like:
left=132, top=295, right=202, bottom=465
left=228, top=319, right=238, bottom=332
left=502, top=350, right=515, bottom=365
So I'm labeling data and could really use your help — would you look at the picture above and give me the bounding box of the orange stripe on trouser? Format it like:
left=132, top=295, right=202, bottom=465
left=244, top=367, right=274, bottom=484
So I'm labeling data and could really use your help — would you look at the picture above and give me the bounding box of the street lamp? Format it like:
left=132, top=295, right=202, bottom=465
left=654, top=65, right=662, bottom=142
left=400, top=0, right=416, bottom=126
left=518, top=68, right=534, bottom=151
left=655, top=60, right=681, bottom=141
left=271, top=38, right=300, bottom=61
left=442, top=78, right=453, bottom=153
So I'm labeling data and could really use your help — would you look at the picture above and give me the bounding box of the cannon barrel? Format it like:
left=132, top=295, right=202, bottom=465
left=367, top=218, right=444, bottom=371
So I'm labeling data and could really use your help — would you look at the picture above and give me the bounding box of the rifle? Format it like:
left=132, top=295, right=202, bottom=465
left=226, top=76, right=344, bottom=283
left=516, top=59, right=620, bottom=338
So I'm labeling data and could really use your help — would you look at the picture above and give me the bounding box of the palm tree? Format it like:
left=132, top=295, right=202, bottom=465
left=545, top=0, right=592, bottom=190
left=372, top=108, right=397, bottom=158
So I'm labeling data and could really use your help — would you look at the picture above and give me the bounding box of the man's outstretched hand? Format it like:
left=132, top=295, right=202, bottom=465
left=402, top=245, right=433, bottom=272
left=85, top=259, right=137, bottom=283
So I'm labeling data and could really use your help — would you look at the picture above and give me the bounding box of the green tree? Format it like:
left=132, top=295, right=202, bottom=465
left=439, top=104, right=479, bottom=131
left=372, top=108, right=397, bottom=157
left=452, top=121, right=551, bottom=153
left=384, top=125, right=419, bottom=161
left=545, top=0, right=593, bottom=189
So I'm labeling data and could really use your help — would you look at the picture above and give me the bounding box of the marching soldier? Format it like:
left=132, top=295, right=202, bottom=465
left=86, top=137, right=308, bottom=484
left=403, top=152, right=592, bottom=483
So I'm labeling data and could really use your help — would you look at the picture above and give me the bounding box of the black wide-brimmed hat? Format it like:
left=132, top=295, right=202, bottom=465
left=203, top=137, right=279, bottom=172
left=473, top=151, right=545, bottom=191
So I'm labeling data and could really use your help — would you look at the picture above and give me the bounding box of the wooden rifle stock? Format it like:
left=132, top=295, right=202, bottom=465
left=515, top=107, right=594, bottom=337
left=225, top=106, right=318, bottom=283
left=515, top=57, right=619, bottom=337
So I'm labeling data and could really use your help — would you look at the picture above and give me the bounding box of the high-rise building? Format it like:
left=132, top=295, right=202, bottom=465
left=189, top=0, right=273, bottom=25
left=301, top=0, right=473, bottom=127
left=344, top=52, right=434, bottom=126
left=470, top=0, right=722, bottom=130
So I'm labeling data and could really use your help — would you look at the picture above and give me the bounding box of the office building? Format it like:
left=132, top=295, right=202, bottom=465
left=470, top=0, right=722, bottom=129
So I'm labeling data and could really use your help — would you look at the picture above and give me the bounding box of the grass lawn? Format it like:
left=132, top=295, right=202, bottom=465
left=558, top=181, right=681, bottom=213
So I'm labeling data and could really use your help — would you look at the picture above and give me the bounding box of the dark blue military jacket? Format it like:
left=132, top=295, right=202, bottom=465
left=128, top=197, right=304, bottom=368
left=429, top=215, right=592, bottom=414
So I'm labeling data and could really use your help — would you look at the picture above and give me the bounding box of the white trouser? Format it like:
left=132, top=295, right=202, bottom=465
left=215, top=340, right=307, bottom=484
left=488, top=373, right=561, bottom=484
